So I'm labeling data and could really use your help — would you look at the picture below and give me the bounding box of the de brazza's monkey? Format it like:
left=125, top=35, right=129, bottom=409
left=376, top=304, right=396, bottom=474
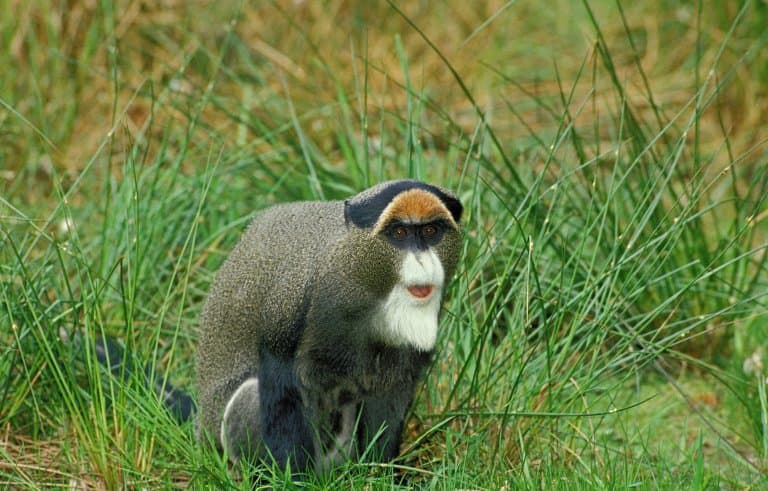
left=196, top=179, right=463, bottom=470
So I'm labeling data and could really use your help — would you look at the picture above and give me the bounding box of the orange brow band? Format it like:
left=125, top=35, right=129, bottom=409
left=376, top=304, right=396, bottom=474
left=373, top=189, right=457, bottom=233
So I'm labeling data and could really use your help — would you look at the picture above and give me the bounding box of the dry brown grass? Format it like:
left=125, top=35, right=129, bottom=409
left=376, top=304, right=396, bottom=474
left=4, top=1, right=766, bottom=201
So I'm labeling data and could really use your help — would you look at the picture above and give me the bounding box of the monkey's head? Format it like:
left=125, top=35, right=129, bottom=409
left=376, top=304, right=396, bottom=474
left=343, top=180, right=463, bottom=351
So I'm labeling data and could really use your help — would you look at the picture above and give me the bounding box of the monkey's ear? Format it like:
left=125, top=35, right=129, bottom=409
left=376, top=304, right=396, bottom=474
left=344, top=198, right=376, bottom=228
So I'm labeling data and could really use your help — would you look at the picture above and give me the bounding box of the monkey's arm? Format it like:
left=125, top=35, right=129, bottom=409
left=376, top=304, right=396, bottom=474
left=297, top=330, right=424, bottom=463
left=257, top=351, right=315, bottom=470
left=357, top=382, right=416, bottom=461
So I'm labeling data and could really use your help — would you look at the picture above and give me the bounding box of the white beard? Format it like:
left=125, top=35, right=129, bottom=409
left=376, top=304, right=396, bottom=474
left=376, top=249, right=445, bottom=351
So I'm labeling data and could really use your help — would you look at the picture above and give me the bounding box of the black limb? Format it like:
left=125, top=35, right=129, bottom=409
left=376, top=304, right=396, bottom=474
left=258, top=351, right=314, bottom=470
left=357, top=387, right=413, bottom=462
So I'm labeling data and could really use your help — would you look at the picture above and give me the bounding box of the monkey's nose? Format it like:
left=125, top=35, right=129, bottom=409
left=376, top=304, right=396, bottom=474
left=407, top=284, right=434, bottom=299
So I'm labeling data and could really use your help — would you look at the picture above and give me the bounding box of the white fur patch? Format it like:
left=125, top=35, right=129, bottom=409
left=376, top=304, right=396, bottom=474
left=315, top=402, right=357, bottom=470
left=377, top=250, right=445, bottom=351
left=221, top=377, right=260, bottom=450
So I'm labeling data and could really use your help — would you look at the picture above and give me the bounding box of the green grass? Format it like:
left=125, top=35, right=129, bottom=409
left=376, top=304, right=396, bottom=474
left=2, top=0, right=767, bottom=488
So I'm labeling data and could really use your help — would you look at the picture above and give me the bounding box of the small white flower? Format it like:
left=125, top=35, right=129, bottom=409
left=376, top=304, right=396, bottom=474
left=57, top=217, right=75, bottom=236
left=743, top=349, right=764, bottom=377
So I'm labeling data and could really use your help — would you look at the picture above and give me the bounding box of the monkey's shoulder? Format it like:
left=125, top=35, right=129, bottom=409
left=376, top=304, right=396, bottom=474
left=247, top=200, right=346, bottom=235
left=232, top=200, right=348, bottom=270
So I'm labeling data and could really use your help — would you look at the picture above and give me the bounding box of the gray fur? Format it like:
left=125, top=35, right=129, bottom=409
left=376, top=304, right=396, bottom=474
left=196, top=180, right=462, bottom=470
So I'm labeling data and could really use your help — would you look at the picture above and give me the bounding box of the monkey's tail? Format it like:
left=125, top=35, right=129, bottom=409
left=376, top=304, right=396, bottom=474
left=94, top=335, right=196, bottom=423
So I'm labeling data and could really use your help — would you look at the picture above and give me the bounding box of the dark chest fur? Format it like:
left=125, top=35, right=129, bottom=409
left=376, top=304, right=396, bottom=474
left=297, top=339, right=433, bottom=397
left=356, top=342, right=433, bottom=394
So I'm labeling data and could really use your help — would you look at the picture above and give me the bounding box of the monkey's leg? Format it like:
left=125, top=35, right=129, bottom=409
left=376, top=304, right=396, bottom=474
left=307, top=391, right=359, bottom=471
left=258, top=352, right=315, bottom=470
left=357, top=387, right=414, bottom=461
left=221, top=377, right=262, bottom=463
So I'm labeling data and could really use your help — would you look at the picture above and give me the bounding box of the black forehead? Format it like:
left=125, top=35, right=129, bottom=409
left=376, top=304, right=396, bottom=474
left=343, top=179, right=463, bottom=229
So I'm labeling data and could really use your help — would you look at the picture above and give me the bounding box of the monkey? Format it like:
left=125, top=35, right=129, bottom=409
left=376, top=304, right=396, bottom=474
left=196, top=179, right=463, bottom=471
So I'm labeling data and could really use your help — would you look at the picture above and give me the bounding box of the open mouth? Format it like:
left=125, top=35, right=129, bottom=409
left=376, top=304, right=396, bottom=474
left=406, top=284, right=435, bottom=299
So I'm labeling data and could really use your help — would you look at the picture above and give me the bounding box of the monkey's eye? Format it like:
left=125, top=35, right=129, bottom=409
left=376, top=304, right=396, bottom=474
left=421, top=224, right=438, bottom=238
left=391, top=226, right=408, bottom=240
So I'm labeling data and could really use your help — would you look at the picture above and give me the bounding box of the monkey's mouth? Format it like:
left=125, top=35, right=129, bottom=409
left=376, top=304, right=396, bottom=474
left=406, top=284, right=435, bottom=300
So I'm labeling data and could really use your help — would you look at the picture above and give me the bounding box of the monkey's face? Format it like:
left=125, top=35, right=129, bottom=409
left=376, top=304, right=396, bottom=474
left=378, top=219, right=450, bottom=303
left=345, top=180, right=463, bottom=350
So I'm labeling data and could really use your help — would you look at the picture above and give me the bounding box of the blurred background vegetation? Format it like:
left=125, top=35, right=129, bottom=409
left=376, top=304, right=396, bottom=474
left=3, top=0, right=766, bottom=197
left=1, top=0, right=767, bottom=488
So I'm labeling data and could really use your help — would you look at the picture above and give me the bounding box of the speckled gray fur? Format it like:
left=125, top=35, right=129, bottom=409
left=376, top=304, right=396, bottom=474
left=196, top=180, right=462, bottom=469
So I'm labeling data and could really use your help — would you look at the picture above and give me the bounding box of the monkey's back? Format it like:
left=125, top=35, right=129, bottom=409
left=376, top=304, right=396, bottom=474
left=196, top=200, right=345, bottom=440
